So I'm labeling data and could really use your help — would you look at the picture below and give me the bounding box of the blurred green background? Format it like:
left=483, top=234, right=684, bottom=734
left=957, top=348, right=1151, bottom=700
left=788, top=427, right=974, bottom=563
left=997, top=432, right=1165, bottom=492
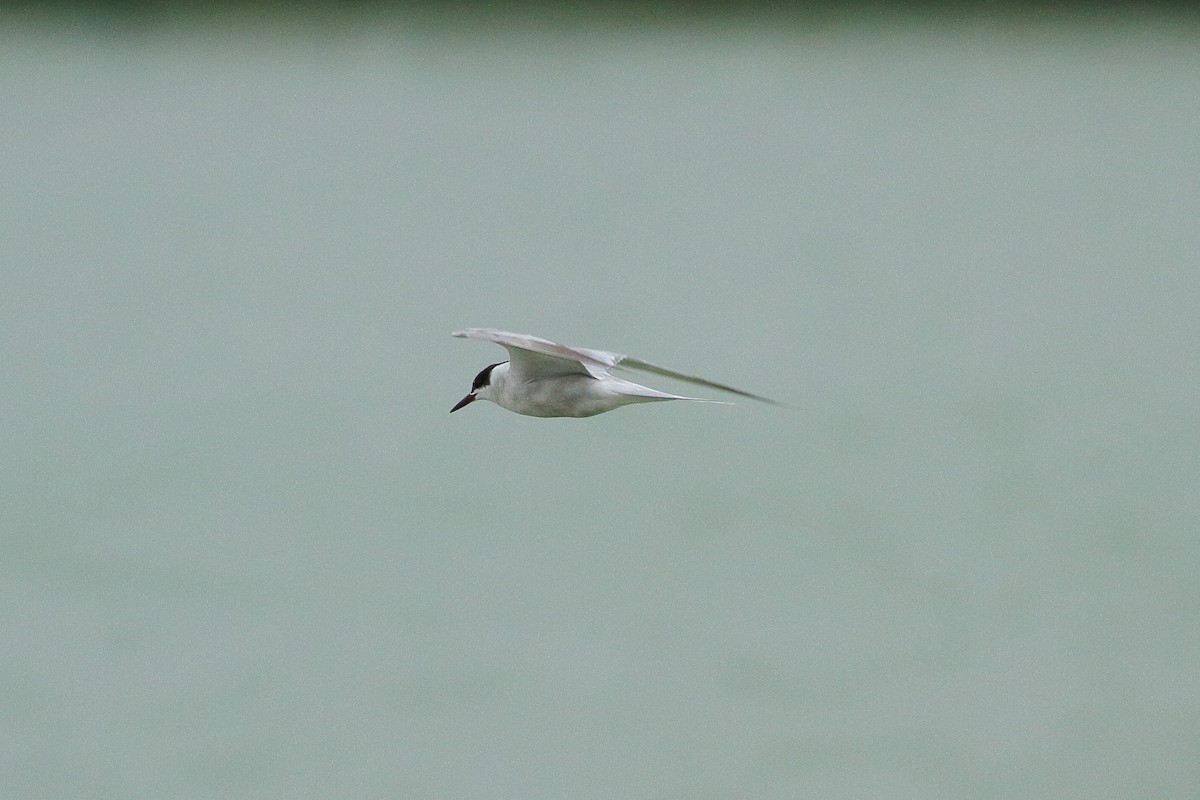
left=3, top=4, right=1198, bottom=798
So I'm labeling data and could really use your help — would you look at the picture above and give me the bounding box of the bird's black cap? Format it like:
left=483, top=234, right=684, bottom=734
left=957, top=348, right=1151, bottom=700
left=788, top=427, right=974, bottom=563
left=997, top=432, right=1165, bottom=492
left=472, top=362, right=502, bottom=391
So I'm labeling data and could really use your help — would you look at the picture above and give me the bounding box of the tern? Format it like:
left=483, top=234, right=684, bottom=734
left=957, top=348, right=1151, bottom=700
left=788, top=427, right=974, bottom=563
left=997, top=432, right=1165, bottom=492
left=450, top=328, right=782, bottom=418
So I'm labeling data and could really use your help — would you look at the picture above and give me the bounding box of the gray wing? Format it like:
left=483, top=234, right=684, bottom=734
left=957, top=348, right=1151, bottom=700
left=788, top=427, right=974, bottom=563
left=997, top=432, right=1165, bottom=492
left=452, top=328, right=622, bottom=380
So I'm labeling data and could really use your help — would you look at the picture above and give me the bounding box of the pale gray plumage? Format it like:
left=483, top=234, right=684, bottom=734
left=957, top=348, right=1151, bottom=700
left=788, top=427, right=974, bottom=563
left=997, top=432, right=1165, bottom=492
left=450, top=328, right=782, bottom=418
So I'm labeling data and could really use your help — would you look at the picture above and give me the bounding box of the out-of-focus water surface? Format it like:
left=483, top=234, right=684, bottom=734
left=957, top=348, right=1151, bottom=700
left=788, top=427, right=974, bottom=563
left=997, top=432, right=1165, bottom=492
left=3, top=8, right=1198, bottom=798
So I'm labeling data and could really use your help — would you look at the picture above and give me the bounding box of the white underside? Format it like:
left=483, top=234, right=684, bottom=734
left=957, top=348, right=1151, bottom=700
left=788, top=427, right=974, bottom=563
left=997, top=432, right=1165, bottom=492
left=491, top=372, right=699, bottom=418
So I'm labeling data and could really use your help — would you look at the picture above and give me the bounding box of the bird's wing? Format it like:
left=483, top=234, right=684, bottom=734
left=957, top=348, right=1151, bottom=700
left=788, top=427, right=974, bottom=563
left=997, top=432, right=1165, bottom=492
left=452, top=328, right=622, bottom=380
left=617, top=357, right=786, bottom=406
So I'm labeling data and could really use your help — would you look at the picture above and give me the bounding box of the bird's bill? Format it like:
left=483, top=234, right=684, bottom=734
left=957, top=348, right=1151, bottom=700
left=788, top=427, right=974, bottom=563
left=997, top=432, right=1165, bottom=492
left=449, top=393, right=476, bottom=413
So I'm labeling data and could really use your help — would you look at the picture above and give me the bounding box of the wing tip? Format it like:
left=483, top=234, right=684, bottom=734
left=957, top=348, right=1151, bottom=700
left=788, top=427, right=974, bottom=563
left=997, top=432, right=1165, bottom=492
left=453, top=327, right=510, bottom=339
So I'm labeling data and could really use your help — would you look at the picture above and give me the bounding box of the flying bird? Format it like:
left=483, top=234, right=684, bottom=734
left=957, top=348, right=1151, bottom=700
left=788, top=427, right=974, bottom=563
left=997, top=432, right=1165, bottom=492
left=450, top=328, right=782, bottom=418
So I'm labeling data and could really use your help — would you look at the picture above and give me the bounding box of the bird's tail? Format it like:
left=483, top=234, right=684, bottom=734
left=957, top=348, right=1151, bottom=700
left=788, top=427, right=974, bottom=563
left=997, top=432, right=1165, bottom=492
left=609, top=380, right=732, bottom=405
